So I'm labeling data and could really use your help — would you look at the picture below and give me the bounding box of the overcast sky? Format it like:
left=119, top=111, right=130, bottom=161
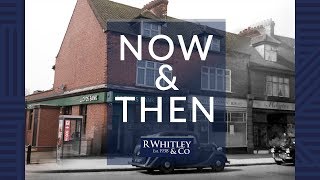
left=26, top=0, right=295, bottom=93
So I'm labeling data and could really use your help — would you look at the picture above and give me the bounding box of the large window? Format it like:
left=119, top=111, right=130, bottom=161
left=226, top=111, right=247, bottom=147
left=266, top=76, right=289, bottom=97
left=205, top=36, right=221, bottom=52
left=136, top=60, right=172, bottom=87
left=141, top=22, right=161, bottom=37
left=201, top=66, right=231, bottom=92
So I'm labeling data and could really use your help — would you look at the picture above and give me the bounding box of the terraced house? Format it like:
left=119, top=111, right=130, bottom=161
left=25, top=0, right=294, bottom=156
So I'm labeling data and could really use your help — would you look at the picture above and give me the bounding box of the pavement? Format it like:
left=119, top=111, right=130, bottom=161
left=25, top=153, right=276, bottom=173
left=26, top=164, right=295, bottom=180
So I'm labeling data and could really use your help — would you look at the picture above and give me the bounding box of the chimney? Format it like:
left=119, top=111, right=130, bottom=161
left=239, top=19, right=275, bottom=37
left=142, top=0, right=169, bottom=19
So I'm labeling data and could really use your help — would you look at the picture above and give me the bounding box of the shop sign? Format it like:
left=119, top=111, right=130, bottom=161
left=64, top=120, right=71, bottom=142
left=187, top=95, right=247, bottom=108
left=253, top=100, right=295, bottom=111
left=79, top=95, right=98, bottom=103
left=27, top=92, right=107, bottom=109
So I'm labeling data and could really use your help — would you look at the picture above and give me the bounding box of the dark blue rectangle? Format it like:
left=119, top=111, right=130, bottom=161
left=140, top=137, right=194, bottom=157
left=296, top=0, right=320, bottom=179
left=0, top=0, right=25, bottom=179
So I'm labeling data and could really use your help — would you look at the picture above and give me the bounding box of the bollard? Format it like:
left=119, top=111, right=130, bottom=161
left=26, top=144, right=31, bottom=164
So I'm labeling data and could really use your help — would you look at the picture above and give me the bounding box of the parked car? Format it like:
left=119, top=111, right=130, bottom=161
left=270, top=136, right=295, bottom=165
left=130, top=131, right=229, bottom=174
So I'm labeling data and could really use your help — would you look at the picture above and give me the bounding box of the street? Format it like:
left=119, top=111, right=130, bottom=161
left=26, top=164, right=294, bottom=180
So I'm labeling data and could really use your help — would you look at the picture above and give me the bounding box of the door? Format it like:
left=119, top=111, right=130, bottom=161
left=253, top=123, right=268, bottom=149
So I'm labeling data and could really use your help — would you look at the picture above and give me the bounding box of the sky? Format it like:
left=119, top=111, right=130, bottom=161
left=25, top=0, right=295, bottom=93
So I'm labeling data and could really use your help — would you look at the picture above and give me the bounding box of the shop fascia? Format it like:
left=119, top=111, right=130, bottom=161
left=115, top=96, right=214, bottom=123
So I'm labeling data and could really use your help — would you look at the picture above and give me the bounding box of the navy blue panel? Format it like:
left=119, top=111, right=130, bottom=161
left=0, top=0, right=25, bottom=180
left=296, top=0, right=320, bottom=179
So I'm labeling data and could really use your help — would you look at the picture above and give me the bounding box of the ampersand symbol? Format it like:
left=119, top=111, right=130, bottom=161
left=170, top=148, right=177, bottom=154
left=155, top=64, right=179, bottom=91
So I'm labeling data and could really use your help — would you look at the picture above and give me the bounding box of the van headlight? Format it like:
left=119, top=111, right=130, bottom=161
left=217, top=147, right=223, bottom=152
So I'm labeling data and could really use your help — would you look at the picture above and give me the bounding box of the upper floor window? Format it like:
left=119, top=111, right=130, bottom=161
left=205, top=36, right=221, bottom=52
left=201, top=66, right=231, bottom=92
left=141, top=22, right=161, bottom=37
left=136, top=60, right=172, bottom=87
left=266, top=76, right=289, bottom=97
left=265, top=44, right=277, bottom=62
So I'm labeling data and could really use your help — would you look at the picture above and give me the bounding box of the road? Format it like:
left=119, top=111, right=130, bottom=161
left=26, top=164, right=294, bottom=180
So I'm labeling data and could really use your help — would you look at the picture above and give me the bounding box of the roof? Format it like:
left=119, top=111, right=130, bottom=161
left=251, top=34, right=281, bottom=46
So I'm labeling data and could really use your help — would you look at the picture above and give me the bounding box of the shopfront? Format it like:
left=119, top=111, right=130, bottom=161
left=25, top=92, right=108, bottom=155
left=252, top=100, right=295, bottom=149
left=187, top=95, right=248, bottom=149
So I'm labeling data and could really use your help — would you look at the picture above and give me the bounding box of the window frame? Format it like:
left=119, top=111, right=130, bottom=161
left=204, top=36, right=221, bottom=52
left=266, top=76, right=290, bottom=97
left=201, top=66, right=231, bottom=92
left=141, top=21, right=161, bottom=38
left=136, top=60, right=172, bottom=88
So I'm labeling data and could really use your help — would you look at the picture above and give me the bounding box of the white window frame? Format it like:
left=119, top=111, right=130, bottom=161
left=204, top=36, right=221, bottom=52
left=201, top=66, right=231, bottom=92
left=266, top=76, right=290, bottom=97
left=136, top=60, right=172, bottom=88
left=141, top=21, right=161, bottom=37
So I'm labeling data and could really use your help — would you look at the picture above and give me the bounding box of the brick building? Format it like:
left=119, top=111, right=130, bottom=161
left=239, top=20, right=295, bottom=149
left=25, top=0, right=294, bottom=155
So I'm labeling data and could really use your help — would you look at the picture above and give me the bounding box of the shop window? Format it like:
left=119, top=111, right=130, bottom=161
left=226, top=111, right=247, bottom=147
left=80, top=105, right=87, bottom=135
left=63, top=106, right=72, bottom=115
left=141, top=22, right=161, bottom=37
left=266, top=76, right=289, bottom=97
left=28, top=110, right=33, bottom=130
left=204, top=36, right=221, bottom=52
left=136, top=60, right=172, bottom=87
left=201, top=66, right=231, bottom=92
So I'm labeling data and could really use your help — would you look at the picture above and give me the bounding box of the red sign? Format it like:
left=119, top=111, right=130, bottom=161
left=64, top=120, right=71, bottom=141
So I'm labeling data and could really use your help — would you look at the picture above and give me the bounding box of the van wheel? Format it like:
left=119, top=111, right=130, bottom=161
left=159, top=159, right=174, bottom=174
left=212, top=158, right=225, bottom=172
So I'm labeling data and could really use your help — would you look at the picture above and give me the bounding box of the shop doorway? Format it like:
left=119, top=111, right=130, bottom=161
left=267, top=113, right=287, bottom=143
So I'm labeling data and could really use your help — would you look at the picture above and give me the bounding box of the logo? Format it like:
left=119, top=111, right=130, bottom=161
left=140, top=137, right=193, bottom=157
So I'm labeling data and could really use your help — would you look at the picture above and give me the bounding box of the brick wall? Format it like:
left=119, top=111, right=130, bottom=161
left=37, top=107, right=60, bottom=147
left=85, top=103, right=107, bottom=155
left=53, top=0, right=107, bottom=92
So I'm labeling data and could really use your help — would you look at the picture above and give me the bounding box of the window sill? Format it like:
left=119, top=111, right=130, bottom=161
left=201, top=88, right=232, bottom=93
